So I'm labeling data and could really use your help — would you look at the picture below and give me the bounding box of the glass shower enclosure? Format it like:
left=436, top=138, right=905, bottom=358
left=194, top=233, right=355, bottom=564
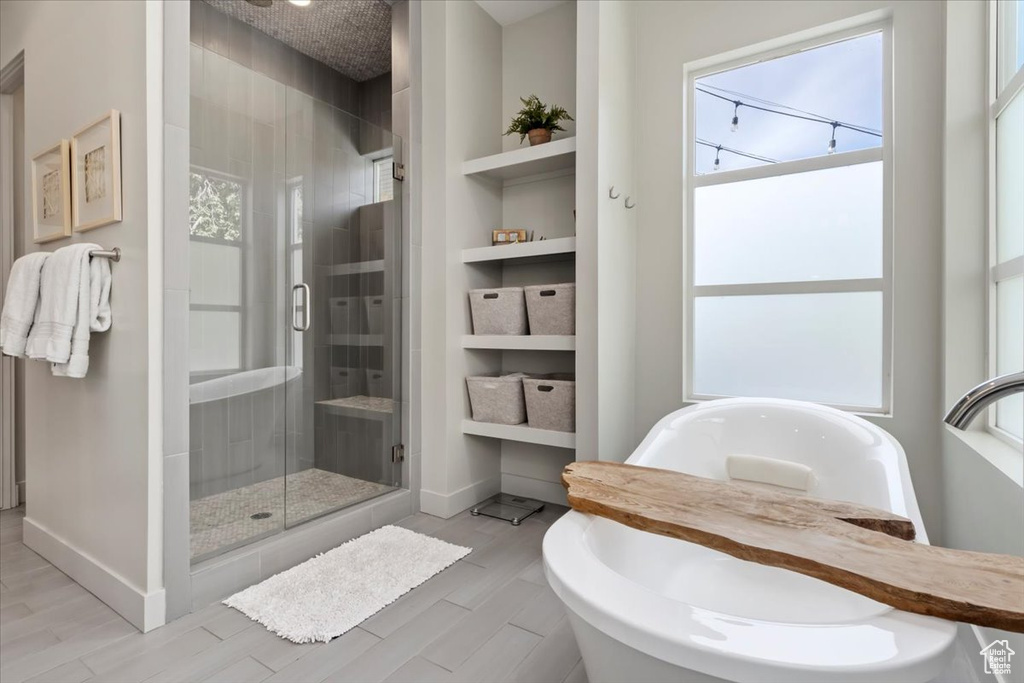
left=188, top=45, right=402, bottom=563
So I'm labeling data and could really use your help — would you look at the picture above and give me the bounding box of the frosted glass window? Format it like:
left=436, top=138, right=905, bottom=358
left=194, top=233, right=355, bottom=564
left=189, top=172, right=243, bottom=241
left=190, top=241, right=241, bottom=306
left=694, top=162, right=883, bottom=285
left=190, top=311, right=241, bottom=372
left=997, top=91, right=1024, bottom=263
left=996, top=277, right=1023, bottom=440
left=694, top=292, right=883, bottom=408
left=374, top=157, right=394, bottom=203
left=998, top=0, right=1024, bottom=92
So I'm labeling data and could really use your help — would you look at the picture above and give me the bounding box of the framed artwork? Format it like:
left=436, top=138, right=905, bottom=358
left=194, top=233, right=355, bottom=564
left=30, top=140, right=72, bottom=243
left=71, top=110, right=121, bottom=232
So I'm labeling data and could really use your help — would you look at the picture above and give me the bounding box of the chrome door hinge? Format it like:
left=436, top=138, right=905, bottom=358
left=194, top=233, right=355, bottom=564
left=392, top=162, right=405, bottom=182
left=391, top=444, right=406, bottom=463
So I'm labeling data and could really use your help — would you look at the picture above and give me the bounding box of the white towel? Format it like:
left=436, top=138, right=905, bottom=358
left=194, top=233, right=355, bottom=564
left=25, top=244, right=111, bottom=379
left=52, top=248, right=111, bottom=378
left=0, top=252, right=51, bottom=358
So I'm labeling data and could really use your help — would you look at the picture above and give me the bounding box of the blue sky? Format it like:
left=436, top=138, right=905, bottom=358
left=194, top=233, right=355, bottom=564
left=695, top=32, right=883, bottom=174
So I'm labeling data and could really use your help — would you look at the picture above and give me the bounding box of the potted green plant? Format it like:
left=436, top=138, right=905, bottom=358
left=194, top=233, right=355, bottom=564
left=504, top=95, right=574, bottom=146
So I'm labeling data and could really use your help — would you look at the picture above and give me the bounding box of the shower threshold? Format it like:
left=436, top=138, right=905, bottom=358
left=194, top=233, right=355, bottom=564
left=190, top=468, right=396, bottom=562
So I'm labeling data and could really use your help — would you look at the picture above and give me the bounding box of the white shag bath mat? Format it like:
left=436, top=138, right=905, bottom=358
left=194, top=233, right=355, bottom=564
left=224, top=525, right=471, bottom=643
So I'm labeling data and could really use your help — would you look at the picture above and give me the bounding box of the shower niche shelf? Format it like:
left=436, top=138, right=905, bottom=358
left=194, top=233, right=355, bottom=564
left=462, top=419, right=576, bottom=449
left=317, top=396, right=395, bottom=420
left=327, top=260, right=385, bottom=276
left=327, top=334, right=384, bottom=347
left=462, top=335, right=575, bottom=351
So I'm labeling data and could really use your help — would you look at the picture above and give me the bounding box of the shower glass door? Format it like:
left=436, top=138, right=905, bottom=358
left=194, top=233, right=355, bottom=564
left=284, top=90, right=403, bottom=528
left=189, top=40, right=402, bottom=563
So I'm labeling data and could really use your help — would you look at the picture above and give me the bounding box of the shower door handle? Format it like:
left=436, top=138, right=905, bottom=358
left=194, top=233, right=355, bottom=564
left=292, top=283, right=311, bottom=332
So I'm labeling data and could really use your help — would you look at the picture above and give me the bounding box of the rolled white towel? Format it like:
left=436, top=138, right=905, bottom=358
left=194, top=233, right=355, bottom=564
left=0, top=252, right=51, bottom=358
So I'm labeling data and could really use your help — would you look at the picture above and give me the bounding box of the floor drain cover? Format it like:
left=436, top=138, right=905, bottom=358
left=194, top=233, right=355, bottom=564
left=250, top=512, right=272, bottom=520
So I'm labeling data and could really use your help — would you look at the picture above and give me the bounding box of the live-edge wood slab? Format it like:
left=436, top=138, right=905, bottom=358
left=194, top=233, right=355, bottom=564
left=563, top=461, right=1024, bottom=632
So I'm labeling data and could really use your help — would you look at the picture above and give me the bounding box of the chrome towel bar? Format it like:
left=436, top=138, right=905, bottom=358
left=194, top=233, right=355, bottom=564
left=89, top=247, right=121, bottom=262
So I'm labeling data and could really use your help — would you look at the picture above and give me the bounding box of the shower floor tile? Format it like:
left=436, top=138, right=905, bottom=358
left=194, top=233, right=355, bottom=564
left=190, top=468, right=396, bottom=561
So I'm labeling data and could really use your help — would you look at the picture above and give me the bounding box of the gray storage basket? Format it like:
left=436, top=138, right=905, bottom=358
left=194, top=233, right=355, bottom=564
left=330, top=297, right=362, bottom=334
left=469, top=287, right=528, bottom=335
left=330, top=367, right=361, bottom=398
left=466, top=373, right=529, bottom=425
left=363, top=296, right=384, bottom=335
left=523, top=374, right=575, bottom=432
left=365, top=368, right=386, bottom=397
left=524, top=283, right=575, bottom=335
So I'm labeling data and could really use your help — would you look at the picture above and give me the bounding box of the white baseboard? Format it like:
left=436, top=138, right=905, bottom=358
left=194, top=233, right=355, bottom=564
left=23, top=517, right=165, bottom=632
left=501, top=473, right=568, bottom=507
left=420, top=475, right=501, bottom=518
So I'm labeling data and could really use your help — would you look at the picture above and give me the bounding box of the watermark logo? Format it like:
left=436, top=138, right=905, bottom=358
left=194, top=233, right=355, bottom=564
left=980, top=639, right=1015, bottom=677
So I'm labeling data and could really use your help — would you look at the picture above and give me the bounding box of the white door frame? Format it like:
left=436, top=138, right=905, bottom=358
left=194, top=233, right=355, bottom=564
left=0, top=51, right=25, bottom=510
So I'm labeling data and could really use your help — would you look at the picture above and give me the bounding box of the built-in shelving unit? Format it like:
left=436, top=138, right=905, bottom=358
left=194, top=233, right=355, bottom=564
left=462, top=236, right=576, bottom=265
left=462, top=137, right=576, bottom=181
left=459, top=140, right=579, bottom=503
left=462, top=419, right=576, bottom=449
left=327, top=260, right=385, bottom=276
left=426, top=0, right=582, bottom=512
left=461, top=335, right=575, bottom=351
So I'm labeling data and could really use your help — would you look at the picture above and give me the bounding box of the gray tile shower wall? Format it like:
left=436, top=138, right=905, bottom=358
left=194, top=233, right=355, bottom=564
left=190, top=386, right=288, bottom=497
left=190, top=0, right=392, bottom=130
left=359, top=72, right=393, bottom=133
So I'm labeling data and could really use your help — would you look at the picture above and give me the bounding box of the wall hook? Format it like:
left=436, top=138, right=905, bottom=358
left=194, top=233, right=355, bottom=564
left=609, top=186, right=620, bottom=199
left=624, top=196, right=636, bottom=209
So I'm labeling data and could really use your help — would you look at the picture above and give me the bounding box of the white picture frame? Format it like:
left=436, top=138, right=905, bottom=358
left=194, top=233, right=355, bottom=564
left=30, top=140, right=72, bottom=244
left=71, top=109, right=121, bottom=232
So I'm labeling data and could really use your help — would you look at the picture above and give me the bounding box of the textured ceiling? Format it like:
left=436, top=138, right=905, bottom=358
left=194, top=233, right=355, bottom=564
left=204, top=0, right=391, bottom=82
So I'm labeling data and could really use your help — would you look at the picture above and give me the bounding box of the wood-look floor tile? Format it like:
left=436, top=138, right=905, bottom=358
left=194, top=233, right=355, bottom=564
left=448, top=624, right=540, bottom=683
left=508, top=585, right=565, bottom=637
left=202, top=656, right=274, bottom=683
left=88, top=627, right=220, bottom=683
left=321, top=601, right=468, bottom=683
left=382, top=657, right=452, bottom=683
left=263, top=627, right=379, bottom=683
left=25, top=658, right=94, bottom=683
left=504, top=617, right=580, bottom=683
left=421, top=580, right=542, bottom=671
left=2, top=617, right=137, bottom=683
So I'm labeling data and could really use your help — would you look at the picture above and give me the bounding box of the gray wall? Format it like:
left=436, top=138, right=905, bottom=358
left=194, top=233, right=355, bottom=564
left=1, top=0, right=164, bottom=630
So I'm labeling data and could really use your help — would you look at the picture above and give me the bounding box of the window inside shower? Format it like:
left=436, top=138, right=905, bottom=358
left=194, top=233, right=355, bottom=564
left=187, top=1, right=403, bottom=563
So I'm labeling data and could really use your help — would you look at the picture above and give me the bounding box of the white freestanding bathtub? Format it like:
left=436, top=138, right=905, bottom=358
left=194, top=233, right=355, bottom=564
left=543, top=398, right=957, bottom=683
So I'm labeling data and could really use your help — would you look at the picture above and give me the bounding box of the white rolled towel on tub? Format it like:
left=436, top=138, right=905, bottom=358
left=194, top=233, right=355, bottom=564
left=726, top=453, right=813, bottom=491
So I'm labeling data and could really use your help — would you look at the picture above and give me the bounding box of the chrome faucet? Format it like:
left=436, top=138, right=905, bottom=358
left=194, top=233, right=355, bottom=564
left=943, top=371, right=1024, bottom=429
